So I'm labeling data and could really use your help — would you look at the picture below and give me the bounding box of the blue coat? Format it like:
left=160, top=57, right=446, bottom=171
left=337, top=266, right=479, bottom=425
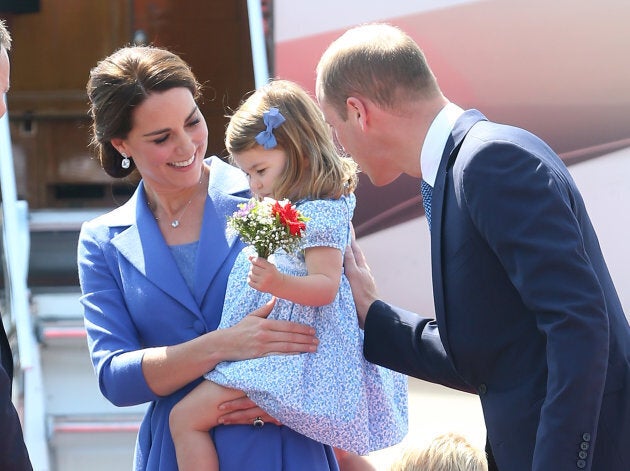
left=363, top=111, right=630, bottom=470
left=78, top=157, right=338, bottom=470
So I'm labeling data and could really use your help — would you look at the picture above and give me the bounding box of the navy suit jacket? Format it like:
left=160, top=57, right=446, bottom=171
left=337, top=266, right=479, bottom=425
left=1, top=319, right=33, bottom=470
left=363, top=110, right=630, bottom=470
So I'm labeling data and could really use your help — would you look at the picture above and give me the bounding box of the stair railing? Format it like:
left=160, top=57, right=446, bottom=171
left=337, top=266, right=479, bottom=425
left=0, top=96, right=50, bottom=470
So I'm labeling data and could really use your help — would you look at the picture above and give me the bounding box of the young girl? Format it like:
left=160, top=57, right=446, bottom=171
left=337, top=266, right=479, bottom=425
left=169, top=79, right=408, bottom=470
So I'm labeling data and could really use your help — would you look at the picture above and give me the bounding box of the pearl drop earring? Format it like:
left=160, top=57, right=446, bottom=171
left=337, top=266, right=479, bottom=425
left=121, top=152, right=131, bottom=169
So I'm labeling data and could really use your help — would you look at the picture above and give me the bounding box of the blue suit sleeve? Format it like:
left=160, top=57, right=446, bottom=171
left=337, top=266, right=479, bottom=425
left=363, top=300, right=475, bottom=393
left=0, top=361, right=33, bottom=470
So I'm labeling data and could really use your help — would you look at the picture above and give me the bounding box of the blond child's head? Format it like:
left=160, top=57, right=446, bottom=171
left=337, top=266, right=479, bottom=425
left=390, top=433, right=488, bottom=471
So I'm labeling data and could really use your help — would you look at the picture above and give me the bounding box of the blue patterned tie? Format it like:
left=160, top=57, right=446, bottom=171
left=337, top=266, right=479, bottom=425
left=421, top=179, right=433, bottom=230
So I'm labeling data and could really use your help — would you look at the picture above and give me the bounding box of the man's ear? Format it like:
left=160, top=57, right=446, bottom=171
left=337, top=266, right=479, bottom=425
left=346, top=96, right=367, bottom=131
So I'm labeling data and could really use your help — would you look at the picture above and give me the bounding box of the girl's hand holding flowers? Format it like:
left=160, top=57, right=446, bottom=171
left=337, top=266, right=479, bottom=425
left=227, top=197, right=308, bottom=259
left=247, top=256, right=284, bottom=293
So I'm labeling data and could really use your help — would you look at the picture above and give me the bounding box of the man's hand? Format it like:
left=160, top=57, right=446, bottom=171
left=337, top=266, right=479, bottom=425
left=343, top=234, right=379, bottom=329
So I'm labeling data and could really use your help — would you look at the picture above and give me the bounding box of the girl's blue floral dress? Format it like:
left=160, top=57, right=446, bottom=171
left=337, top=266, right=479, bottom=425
left=207, top=193, right=408, bottom=454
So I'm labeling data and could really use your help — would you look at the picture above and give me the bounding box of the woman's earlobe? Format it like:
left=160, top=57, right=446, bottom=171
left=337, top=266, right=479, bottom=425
left=110, top=138, right=125, bottom=155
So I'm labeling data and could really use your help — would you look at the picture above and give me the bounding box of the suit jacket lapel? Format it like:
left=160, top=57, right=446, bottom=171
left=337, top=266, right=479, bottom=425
left=431, top=109, right=487, bottom=354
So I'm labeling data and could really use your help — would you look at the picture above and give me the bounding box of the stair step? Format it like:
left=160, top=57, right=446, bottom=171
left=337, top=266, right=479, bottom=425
left=51, top=415, right=142, bottom=434
left=39, top=323, right=86, bottom=343
left=31, top=289, right=83, bottom=320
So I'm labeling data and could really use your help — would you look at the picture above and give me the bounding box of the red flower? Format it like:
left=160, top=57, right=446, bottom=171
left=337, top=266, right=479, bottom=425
left=272, top=200, right=307, bottom=237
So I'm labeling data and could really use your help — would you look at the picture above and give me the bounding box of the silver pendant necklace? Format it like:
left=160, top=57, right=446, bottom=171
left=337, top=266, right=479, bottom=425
left=169, top=198, right=194, bottom=228
left=148, top=169, right=205, bottom=229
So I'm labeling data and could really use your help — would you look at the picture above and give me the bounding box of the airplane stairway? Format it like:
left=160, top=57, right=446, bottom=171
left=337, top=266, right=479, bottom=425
left=33, top=288, right=147, bottom=471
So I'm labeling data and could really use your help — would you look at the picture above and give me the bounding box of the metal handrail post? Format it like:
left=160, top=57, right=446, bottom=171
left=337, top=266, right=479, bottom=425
left=0, top=96, right=51, bottom=470
left=247, top=0, right=270, bottom=88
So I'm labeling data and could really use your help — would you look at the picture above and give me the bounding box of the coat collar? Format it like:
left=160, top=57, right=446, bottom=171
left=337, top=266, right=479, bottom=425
left=104, top=157, right=249, bottom=313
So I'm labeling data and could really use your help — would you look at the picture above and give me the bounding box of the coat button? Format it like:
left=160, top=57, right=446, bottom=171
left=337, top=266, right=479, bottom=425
left=478, top=383, right=487, bottom=395
left=578, top=450, right=587, bottom=459
left=582, top=432, right=591, bottom=442
left=577, top=459, right=586, bottom=469
left=580, top=442, right=589, bottom=451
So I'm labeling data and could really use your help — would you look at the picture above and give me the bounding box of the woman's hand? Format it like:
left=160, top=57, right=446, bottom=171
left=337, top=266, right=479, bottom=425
left=144, top=299, right=318, bottom=397
left=216, top=395, right=281, bottom=426
left=216, top=297, right=318, bottom=362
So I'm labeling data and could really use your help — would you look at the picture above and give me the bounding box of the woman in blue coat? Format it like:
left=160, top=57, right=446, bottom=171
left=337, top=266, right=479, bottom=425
left=79, top=45, right=338, bottom=470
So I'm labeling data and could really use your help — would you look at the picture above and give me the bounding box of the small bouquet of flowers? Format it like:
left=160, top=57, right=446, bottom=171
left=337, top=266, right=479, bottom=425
left=227, top=197, right=309, bottom=259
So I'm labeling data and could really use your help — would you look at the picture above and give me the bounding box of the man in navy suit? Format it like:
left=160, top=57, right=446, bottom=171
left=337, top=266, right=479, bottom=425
left=316, top=23, right=630, bottom=471
left=0, top=19, right=33, bottom=471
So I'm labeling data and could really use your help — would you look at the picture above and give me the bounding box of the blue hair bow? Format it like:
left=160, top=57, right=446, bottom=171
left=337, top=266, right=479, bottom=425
left=255, top=107, right=286, bottom=149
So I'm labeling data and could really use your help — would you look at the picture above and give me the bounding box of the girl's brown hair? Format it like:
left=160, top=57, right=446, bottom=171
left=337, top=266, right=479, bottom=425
left=225, top=79, right=357, bottom=201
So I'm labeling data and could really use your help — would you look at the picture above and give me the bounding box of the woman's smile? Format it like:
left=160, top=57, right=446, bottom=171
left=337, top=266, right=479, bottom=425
left=169, top=154, right=196, bottom=168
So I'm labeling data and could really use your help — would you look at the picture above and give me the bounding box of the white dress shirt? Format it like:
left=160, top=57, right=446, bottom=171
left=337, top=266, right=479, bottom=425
left=420, top=103, right=464, bottom=187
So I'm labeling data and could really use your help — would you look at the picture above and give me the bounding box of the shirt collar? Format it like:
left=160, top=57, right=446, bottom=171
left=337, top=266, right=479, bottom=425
left=420, top=103, right=464, bottom=187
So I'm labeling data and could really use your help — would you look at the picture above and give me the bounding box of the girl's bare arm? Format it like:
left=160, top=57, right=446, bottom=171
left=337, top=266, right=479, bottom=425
left=248, top=246, right=342, bottom=306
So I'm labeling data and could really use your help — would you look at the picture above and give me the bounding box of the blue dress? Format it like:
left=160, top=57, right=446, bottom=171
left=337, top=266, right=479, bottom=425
left=207, top=194, right=408, bottom=454
left=78, top=157, right=340, bottom=471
